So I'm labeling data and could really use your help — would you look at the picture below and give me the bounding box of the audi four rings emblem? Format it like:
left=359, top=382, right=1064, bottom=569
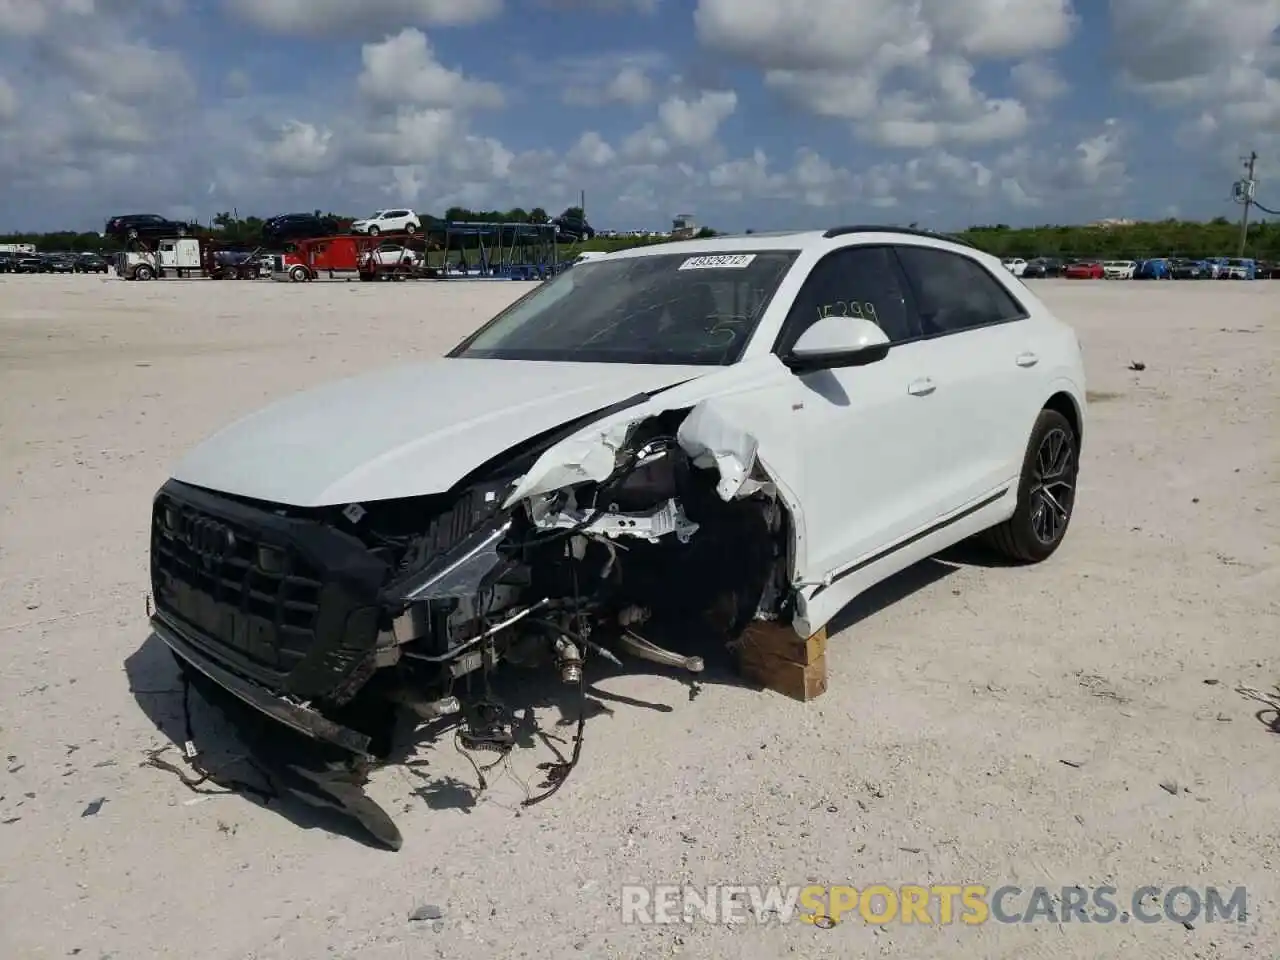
left=182, top=516, right=236, bottom=561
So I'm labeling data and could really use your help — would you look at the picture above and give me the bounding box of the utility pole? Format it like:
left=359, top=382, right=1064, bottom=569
left=1238, top=151, right=1257, bottom=256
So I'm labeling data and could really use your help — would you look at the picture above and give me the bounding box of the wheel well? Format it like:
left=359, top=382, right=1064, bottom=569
left=1044, top=391, right=1082, bottom=447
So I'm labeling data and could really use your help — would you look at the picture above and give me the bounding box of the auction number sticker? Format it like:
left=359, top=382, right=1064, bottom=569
left=678, top=254, right=756, bottom=270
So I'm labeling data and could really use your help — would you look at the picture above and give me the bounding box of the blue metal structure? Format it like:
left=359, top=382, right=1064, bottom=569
left=440, top=221, right=562, bottom=280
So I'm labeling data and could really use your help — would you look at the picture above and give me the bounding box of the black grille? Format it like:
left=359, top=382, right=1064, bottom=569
left=152, top=498, right=323, bottom=673
left=150, top=480, right=390, bottom=701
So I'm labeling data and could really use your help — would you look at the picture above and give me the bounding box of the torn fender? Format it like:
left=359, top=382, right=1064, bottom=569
left=504, top=396, right=771, bottom=506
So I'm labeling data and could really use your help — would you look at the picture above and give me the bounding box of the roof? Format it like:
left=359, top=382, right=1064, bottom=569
left=604, top=224, right=985, bottom=262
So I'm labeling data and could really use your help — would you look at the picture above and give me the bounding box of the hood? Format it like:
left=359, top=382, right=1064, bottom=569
left=170, top=358, right=703, bottom=507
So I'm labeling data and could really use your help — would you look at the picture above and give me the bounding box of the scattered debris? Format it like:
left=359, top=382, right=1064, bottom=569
left=1159, top=781, right=1179, bottom=797
left=1059, top=759, right=1084, bottom=769
left=1128, top=361, right=1146, bottom=371
left=1203, top=679, right=1220, bottom=686
left=81, top=798, right=105, bottom=817
left=409, top=904, right=444, bottom=922
left=1183, top=920, right=1195, bottom=931
left=899, top=846, right=922, bottom=854
left=812, top=915, right=837, bottom=929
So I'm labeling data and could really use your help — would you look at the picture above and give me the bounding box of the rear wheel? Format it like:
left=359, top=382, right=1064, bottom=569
left=133, top=263, right=154, bottom=281
left=367, top=226, right=380, bottom=237
left=984, top=409, right=1078, bottom=563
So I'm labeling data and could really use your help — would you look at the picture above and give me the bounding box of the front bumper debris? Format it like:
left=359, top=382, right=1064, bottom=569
left=152, top=611, right=373, bottom=757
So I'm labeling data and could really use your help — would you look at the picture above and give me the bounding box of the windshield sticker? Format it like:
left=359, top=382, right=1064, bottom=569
left=678, top=254, right=757, bottom=270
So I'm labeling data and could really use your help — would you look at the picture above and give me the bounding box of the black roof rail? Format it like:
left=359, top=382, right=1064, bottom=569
left=822, top=224, right=976, bottom=248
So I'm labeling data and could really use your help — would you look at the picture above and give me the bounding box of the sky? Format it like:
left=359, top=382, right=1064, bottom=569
left=0, top=0, right=1277, bottom=233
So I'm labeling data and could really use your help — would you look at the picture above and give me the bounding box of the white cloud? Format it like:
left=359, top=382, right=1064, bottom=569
left=566, top=131, right=616, bottom=168
left=695, top=0, right=1076, bottom=148
left=619, top=89, right=737, bottom=163
left=1010, top=60, right=1068, bottom=101
left=995, top=118, right=1129, bottom=206
left=54, top=39, right=194, bottom=103
left=555, top=51, right=666, bottom=106
left=259, top=120, right=335, bottom=176
left=223, top=0, right=502, bottom=35
left=357, top=28, right=503, bottom=109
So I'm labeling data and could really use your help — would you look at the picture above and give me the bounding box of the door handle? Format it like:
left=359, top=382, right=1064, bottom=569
left=1015, top=352, right=1039, bottom=367
left=907, top=378, right=936, bottom=396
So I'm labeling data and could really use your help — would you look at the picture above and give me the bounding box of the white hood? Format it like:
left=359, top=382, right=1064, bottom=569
left=170, top=358, right=701, bottom=506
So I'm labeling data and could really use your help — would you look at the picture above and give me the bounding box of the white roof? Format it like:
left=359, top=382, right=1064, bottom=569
left=605, top=227, right=990, bottom=263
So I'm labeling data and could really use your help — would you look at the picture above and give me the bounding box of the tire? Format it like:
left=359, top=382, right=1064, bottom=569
left=289, top=265, right=309, bottom=282
left=133, top=263, right=154, bottom=281
left=984, top=408, right=1078, bottom=563
left=367, top=226, right=380, bottom=237
left=404, top=222, right=417, bottom=235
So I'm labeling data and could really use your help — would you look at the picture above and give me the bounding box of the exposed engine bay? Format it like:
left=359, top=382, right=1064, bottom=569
left=147, top=404, right=794, bottom=848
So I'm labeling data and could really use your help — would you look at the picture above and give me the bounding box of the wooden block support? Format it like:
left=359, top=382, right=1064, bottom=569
left=736, top=621, right=828, bottom=701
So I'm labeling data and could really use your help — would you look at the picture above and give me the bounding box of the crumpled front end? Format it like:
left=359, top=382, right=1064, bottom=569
left=147, top=397, right=800, bottom=848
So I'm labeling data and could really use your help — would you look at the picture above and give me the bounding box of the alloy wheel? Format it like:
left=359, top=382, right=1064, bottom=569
left=1029, top=427, right=1075, bottom=544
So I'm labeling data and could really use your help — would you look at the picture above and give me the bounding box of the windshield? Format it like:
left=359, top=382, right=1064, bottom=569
left=450, top=250, right=798, bottom=365
left=368, top=211, right=387, bottom=219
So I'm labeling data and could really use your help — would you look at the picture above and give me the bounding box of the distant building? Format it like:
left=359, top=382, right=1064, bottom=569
left=671, top=213, right=697, bottom=240
left=1090, top=218, right=1137, bottom=228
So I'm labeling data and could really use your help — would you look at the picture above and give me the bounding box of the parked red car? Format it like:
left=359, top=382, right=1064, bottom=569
left=1064, top=260, right=1104, bottom=279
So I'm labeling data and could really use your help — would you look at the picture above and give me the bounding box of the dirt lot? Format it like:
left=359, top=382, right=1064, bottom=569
left=1, top=274, right=1276, bottom=959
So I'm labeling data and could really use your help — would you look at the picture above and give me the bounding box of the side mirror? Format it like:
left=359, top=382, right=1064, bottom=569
left=782, top=315, right=891, bottom=373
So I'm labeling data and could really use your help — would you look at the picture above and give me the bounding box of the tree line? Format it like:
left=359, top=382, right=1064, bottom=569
left=4, top=209, right=1277, bottom=260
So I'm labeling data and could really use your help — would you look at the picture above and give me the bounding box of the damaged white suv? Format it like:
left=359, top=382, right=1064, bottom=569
left=149, top=227, right=1085, bottom=816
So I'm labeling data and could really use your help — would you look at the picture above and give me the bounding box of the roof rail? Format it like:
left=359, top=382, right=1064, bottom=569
left=822, top=224, right=976, bottom=248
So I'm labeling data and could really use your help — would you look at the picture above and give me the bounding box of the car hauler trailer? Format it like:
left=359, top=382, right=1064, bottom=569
left=270, top=234, right=435, bottom=282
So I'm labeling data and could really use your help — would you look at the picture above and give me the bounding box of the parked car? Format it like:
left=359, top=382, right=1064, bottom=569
left=47, top=254, right=77, bottom=273
left=1021, top=257, right=1063, bottom=279
left=1169, top=258, right=1207, bottom=279
left=148, top=225, right=1087, bottom=848
left=1221, top=257, right=1256, bottom=280
left=104, top=214, right=197, bottom=242
left=74, top=252, right=110, bottom=274
left=261, top=213, right=347, bottom=245
left=349, top=209, right=421, bottom=236
left=14, top=253, right=46, bottom=273
left=1064, top=260, right=1104, bottom=279
left=1102, top=260, right=1136, bottom=280
left=1001, top=257, right=1028, bottom=277
left=0, top=251, right=14, bottom=273
left=1135, top=258, right=1171, bottom=280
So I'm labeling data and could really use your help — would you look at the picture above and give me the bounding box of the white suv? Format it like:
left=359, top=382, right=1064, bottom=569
left=1001, top=257, right=1027, bottom=277
left=150, top=226, right=1086, bottom=844
left=350, top=209, right=420, bottom=236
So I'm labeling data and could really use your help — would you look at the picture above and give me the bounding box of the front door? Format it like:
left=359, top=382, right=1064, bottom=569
left=696, top=245, right=938, bottom=583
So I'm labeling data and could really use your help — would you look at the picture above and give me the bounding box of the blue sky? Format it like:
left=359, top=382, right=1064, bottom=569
left=1, top=0, right=1277, bottom=233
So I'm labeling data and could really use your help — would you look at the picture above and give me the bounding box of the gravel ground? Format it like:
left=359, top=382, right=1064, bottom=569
left=1, top=274, right=1277, bottom=959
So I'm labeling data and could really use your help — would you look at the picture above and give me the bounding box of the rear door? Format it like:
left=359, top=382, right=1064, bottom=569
left=890, top=243, right=1046, bottom=511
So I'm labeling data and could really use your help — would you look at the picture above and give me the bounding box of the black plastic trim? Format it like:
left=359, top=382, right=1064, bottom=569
left=153, top=612, right=373, bottom=756
left=822, top=225, right=976, bottom=248
left=810, top=487, right=1010, bottom=598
